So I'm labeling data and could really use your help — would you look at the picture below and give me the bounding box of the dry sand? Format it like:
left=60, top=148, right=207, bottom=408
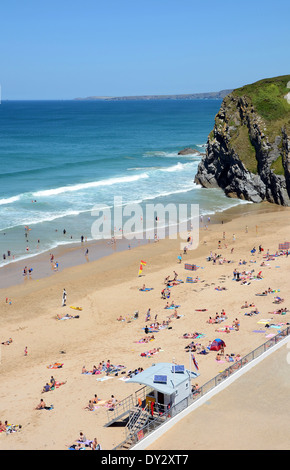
left=1, top=201, right=290, bottom=450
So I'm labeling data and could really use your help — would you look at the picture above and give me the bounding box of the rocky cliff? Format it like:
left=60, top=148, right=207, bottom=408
left=195, top=75, right=290, bottom=205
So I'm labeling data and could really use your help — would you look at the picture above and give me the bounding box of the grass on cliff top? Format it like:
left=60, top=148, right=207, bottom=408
left=233, top=75, right=290, bottom=123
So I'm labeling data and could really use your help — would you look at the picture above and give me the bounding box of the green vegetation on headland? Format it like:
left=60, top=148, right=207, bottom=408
left=233, top=75, right=290, bottom=122
left=220, top=75, right=290, bottom=174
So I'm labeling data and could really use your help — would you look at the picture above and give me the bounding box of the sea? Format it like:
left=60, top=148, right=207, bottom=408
left=0, top=99, right=250, bottom=268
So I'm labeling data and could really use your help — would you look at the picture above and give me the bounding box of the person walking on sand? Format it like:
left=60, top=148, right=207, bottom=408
left=62, top=288, right=67, bottom=307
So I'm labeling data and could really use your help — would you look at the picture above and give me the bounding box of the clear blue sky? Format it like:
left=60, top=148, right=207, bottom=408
left=1, top=0, right=289, bottom=99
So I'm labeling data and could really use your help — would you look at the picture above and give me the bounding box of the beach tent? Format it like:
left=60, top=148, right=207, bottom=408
left=210, top=338, right=226, bottom=351
left=279, top=242, right=290, bottom=250
left=184, top=263, right=197, bottom=271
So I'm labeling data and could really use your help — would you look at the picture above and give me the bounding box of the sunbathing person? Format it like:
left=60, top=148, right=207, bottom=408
left=241, top=301, right=255, bottom=308
left=106, top=395, right=118, bottom=408
left=207, top=316, right=215, bottom=324
left=140, top=347, right=161, bottom=357
left=85, top=400, right=95, bottom=411
left=91, top=394, right=98, bottom=404
left=225, top=354, right=234, bottom=362
left=42, top=383, right=51, bottom=393
left=1, top=338, right=13, bottom=345
left=197, top=345, right=209, bottom=355
left=35, top=399, right=47, bottom=409
left=182, top=332, right=200, bottom=339
left=191, top=383, right=200, bottom=395
left=56, top=313, right=79, bottom=320
left=233, top=318, right=240, bottom=331
left=136, top=335, right=155, bottom=343
left=269, top=307, right=288, bottom=314
left=184, top=341, right=196, bottom=351
left=91, top=438, right=101, bottom=450
left=214, top=314, right=224, bottom=323
left=0, top=421, right=7, bottom=432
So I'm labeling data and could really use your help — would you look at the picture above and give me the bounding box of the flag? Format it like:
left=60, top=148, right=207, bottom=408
left=138, top=260, right=147, bottom=276
left=191, top=353, right=199, bottom=371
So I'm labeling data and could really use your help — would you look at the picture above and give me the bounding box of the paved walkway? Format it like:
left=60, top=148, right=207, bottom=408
left=147, top=342, right=290, bottom=450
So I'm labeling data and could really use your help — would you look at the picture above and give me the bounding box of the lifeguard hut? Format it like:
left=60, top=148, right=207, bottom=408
left=126, top=362, right=199, bottom=410
left=106, top=362, right=199, bottom=449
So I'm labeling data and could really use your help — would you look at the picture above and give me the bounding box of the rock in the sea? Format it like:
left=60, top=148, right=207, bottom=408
left=178, top=147, right=204, bottom=156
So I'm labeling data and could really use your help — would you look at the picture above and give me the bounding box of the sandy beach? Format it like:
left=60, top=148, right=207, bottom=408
left=1, top=201, right=290, bottom=450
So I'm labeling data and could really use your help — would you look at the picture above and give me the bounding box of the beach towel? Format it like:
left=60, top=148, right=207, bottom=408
left=182, top=333, right=204, bottom=339
left=57, top=315, right=79, bottom=320
left=142, top=328, right=159, bottom=333
left=96, top=376, right=114, bottom=382
left=215, top=327, right=233, bottom=332
left=47, top=363, right=63, bottom=369
left=140, top=349, right=162, bottom=358
left=134, top=338, right=154, bottom=343
left=139, top=288, right=153, bottom=291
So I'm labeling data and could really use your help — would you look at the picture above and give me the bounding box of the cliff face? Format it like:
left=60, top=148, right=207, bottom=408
left=195, top=75, right=290, bottom=205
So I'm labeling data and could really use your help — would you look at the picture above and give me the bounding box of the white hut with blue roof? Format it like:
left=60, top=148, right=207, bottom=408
left=126, top=362, right=199, bottom=410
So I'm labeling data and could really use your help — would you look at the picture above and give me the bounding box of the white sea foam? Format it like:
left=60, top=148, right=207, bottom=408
left=160, top=161, right=197, bottom=173
left=143, top=150, right=202, bottom=159
left=0, top=195, right=21, bottom=205
left=32, top=173, right=149, bottom=197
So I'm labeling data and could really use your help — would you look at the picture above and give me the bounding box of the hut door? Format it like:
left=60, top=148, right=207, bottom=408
left=157, top=392, right=164, bottom=405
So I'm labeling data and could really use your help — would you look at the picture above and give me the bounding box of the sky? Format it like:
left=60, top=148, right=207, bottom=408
left=0, top=0, right=289, bottom=99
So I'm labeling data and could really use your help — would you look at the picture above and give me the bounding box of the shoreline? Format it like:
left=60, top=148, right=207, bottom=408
left=0, top=200, right=284, bottom=291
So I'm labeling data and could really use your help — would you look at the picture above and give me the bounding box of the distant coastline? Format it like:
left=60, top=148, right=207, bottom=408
left=74, top=89, right=233, bottom=101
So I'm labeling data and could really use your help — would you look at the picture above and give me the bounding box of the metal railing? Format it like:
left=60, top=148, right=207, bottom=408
left=105, top=393, right=134, bottom=426
left=113, top=326, right=290, bottom=449
left=106, top=385, right=152, bottom=425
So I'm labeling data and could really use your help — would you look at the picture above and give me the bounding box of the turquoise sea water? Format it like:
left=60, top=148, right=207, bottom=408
left=0, top=100, right=248, bottom=267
